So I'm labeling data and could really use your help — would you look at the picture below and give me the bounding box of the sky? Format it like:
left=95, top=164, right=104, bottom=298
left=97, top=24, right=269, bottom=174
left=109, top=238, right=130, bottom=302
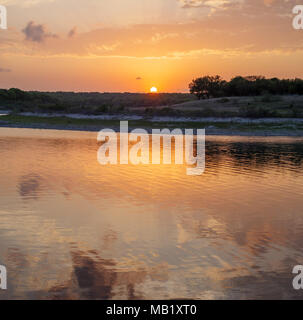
left=0, top=0, right=302, bottom=92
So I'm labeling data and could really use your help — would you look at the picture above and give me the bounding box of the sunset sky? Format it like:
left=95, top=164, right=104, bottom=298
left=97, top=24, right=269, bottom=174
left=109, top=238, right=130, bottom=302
left=0, top=0, right=302, bottom=92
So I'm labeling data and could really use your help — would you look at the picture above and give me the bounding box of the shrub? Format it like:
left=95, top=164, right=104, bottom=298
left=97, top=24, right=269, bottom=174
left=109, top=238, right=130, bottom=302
left=219, top=98, right=230, bottom=103
left=240, top=106, right=278, bottom=118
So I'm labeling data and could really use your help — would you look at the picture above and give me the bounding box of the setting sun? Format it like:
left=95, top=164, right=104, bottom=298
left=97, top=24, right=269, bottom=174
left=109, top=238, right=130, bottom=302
left=150, top=87, right=158, bottom=93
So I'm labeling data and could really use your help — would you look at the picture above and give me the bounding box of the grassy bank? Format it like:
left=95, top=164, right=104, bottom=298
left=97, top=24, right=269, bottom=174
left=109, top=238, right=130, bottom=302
left=1, top=93, right=303, bottom=119
left=1, top=86, right=303, bottom=118
left=1, top=114, right=303, bottom=136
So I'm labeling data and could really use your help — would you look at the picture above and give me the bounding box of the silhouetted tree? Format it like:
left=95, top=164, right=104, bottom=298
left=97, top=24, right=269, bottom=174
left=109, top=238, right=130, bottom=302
left=189, top=75, right=225, bottom=99
left=190, top=75, right=303, bottom=97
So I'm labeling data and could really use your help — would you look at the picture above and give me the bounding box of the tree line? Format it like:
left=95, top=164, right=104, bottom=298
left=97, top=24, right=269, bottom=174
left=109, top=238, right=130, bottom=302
left=0, top=88, right=193, bottom=114
left=189, top=75, right=303, bottom=99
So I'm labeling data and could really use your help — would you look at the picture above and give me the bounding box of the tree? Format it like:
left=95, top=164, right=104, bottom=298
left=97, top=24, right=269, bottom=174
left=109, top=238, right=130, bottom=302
left=189, top=75, right=224, bottom=99
left=227, top=76, right=250, bottom=96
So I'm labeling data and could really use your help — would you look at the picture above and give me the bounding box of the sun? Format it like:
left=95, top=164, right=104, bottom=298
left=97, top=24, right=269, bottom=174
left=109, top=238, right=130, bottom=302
left=150, top=86, right=158, bottom=93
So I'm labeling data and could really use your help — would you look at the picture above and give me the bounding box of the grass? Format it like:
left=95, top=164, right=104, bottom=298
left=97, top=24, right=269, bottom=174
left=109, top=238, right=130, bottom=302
left=171, top=95, right=303, bottom=118
left=2, top=94, right=303, bottom=119
left=1, top=114, right=303, bottom=135
left=0, top=114, right=121, bottom=127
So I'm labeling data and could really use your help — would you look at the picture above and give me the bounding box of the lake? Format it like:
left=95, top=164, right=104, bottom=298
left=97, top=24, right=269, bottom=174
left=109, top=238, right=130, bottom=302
left=0, top=128, right=303, bottom=299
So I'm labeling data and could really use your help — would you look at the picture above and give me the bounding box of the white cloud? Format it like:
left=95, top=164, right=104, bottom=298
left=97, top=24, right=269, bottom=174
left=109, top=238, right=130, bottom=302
left=1, top=0, right=56, bottom=7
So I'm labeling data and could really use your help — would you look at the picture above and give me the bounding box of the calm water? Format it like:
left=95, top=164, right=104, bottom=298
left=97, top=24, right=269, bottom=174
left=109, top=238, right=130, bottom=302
left=0, top=128, right=303, bottom=300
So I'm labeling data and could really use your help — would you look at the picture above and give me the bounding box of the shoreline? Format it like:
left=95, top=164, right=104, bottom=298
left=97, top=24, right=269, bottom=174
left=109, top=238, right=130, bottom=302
left=1, top=113, right=303, bottom=136
left=5, top=111, right=303, bottom=124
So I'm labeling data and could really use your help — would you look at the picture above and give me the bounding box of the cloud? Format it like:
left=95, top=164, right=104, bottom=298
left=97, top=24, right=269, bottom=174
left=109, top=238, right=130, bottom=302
left=0, top=1, right=300, bottom=60
left=68, top=27, right=77, bottom=38
left=22, top=21, right=58, bottom=42
left=0, top=67, right=11, bottom=72
left=179, top=0, right=205, bottom=8
left=1, top=0, right=55, bottom=7
left=136, top=77, right=142, bottom=80
left=179, top=0, right=238, bottom=9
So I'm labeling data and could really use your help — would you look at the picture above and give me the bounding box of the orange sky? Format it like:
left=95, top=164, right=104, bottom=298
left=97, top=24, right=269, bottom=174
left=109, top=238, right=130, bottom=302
left=0, top=0, right=303, bottom=92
